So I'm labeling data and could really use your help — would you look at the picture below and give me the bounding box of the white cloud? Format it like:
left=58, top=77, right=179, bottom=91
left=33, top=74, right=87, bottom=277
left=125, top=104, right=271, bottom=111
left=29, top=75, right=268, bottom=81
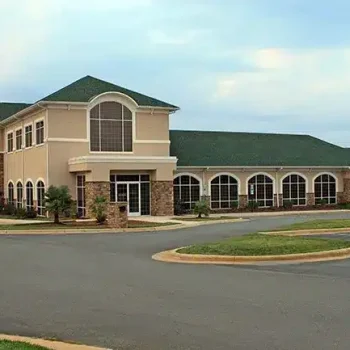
left=212, top=48, right=350, bottom=119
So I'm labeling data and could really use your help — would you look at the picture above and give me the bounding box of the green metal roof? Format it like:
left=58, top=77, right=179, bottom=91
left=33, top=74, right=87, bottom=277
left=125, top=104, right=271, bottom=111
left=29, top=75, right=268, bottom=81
left=170, top=130, right=350, bottom=167
left=0, top=102, right=32, bottom=121
left=41, top=75, right=179, bottom=109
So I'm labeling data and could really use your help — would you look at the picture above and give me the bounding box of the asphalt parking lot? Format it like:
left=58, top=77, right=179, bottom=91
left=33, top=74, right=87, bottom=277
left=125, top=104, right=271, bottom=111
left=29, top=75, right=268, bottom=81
left=1, top=212, right=350, bottom=350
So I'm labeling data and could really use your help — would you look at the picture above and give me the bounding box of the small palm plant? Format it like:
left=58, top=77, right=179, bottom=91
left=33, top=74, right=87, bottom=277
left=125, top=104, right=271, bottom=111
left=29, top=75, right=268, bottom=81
left=45, top=185, right=72, bottom=224
left=91, top=196, right=108, bottom=224
left=193, top=200, right=210, bottom=218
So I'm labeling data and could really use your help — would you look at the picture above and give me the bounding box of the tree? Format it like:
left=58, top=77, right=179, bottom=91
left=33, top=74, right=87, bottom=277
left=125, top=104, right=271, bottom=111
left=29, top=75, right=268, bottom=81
left=45, top=185, right=72, bottom=224
left=193, top=200, right=210, bottom=218
left=90, top=196, right=108, bottom=224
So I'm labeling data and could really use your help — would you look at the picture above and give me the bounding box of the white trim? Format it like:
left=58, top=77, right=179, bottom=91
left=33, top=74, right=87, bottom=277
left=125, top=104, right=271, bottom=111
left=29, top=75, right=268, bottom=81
left=207, top=172, right=241, bottom=201
left=7, top=179, right=14, bottom=186
left=89, top=92, right=139, bottom=109
left=6, top=130, right=14, bottom=153
left=312, top=172, right=339, bottom=192
left=6, top=180, right=14, bottom=201
left=24, top=122, right=34, bottom=148
left=24, top=178, right=34, bottom=200
left=279, top=172, right=308, bottom=191
left=174, top=172, right=203, bottom=196
left=14, top=127, right=23, bottom=151
left=34, top=117, right=45, bottom=146
left=47, top=137, right=89, bottom=143
left=134, top=140, right=171, bottom=144
left=45, top=109, right=49, bottom=187
left=69, top=155, right=178, bottom=165
left=246, top=172, right=276, bottom=207
left=35, top=178, right=46, bottom=187
left=15, top=179, right=23, bottom=200
left=177, top=166, right=349, bottom=170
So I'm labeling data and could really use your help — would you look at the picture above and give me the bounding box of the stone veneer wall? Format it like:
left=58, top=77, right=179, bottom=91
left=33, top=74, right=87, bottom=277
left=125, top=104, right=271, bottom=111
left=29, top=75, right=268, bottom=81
left=85, top=181, right=110, bottom=218
left=341, top=178, right=350, bottom=203
left=107, top=202, right=128, bottom=228
left=307, top=193, right=315, bottom=206
left=239, top=195, right=248, bottom=208
left=151, top=181, right=174, bottom=216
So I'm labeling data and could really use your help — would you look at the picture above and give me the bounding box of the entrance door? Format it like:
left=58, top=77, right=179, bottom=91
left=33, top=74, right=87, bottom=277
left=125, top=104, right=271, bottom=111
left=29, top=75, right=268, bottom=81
left=116, top=182, right=140, bottom=216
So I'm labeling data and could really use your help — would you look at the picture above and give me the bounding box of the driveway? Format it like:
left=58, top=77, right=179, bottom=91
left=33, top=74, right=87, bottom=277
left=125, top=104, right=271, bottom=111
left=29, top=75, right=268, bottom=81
left=1, top=213, right=350, bottom=349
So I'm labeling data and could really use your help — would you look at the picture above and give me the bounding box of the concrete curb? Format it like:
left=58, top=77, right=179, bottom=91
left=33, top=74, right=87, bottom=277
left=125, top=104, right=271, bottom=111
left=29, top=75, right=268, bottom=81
left=261, top=227, right=350, bottom=236
left=152, top=247, right=350, bottom=265
left=0, top=219, right=246, bottom=235
left=0, top=334, right=110, bottom=350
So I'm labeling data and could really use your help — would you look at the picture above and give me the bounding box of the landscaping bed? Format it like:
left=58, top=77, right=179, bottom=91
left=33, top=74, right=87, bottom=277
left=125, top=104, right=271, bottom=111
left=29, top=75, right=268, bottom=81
left=268, top=219, right=350, bottom=232
left=172, top=216, right=239, bottom=222
left=177, top=234, right=350, bottom=256
left=0, top=339, right=49, bottom=349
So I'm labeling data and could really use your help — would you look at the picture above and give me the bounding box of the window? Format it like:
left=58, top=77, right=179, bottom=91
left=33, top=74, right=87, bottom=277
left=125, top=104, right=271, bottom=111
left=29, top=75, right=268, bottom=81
left=16, top=129, right=22, bottom=150
left=77, top=175, right=86, bottom=218
left=7, top=132, right=13, bottom=152
left=90, top=102, right=133, bottom=152
left=37, top=181, right=45, bottom=216
left=282, top=174, right=306, bottom=206
left=248, top=174, right=274, bottom=207
left=8, top=182, right=14, bottom=206
left=26, top=181, right=34, bottom=210
left=174, top=175, right=201, bottom=210
left=314, top=174, right=337, bottom=204
left=35, top=120, right=44, bottom=145
left=17, top=182, right=23, bottom=208
left=210, top=175, right=238, bottom=209
left=25, top=125, right=33, bottom=148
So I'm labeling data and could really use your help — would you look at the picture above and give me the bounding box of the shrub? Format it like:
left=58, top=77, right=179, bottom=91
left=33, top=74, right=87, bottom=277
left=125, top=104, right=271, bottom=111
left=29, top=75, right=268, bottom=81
left=91, top=196, right=108, bottom=224
left=45, top=185, right=73, bottom=224
left=316, top=198, right=328, bottom=206
left=193, top=200, right=210, bottom=218
left=339, top=202, right=350, bottom=209
left=15, top=207, right=27, bottom=219
left=230, top=201, right=239, bottom=209
left=174, top=199, right=187, bottom=216
left=3, top=203, right=16, bottom=216
left=248, top=201, right=259, bottom=212
left=25, top=208, right=37, bottom=219
left=283, top=200, right=294, bottom=210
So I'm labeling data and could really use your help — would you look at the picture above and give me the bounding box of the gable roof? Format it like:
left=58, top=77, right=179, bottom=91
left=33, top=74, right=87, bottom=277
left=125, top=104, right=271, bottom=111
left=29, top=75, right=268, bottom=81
left=170, top=130, right=350, bottom=167
left=41, top=75, right=179, bottom=109
left=0, top=102, right=32, bottom=121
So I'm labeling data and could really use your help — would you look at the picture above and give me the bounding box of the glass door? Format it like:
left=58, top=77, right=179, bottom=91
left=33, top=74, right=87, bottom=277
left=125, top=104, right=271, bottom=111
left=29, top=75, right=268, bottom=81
left=128, top=183, right=140, bottom=216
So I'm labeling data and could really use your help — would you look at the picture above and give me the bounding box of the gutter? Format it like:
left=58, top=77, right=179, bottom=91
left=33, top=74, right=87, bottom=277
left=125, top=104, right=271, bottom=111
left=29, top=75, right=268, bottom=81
left=176, top=165, right=350, bottom=170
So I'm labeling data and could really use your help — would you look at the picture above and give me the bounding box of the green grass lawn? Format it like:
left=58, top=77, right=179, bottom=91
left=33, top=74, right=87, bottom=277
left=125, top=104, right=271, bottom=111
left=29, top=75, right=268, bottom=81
left=0, top=220, right=178, bottom=231
left=0, top=340, right=49, bottom=349
left=173, top=216, right=238, bottom=222
left=177, top=234, right=350, bottom=256
left=270, top=219, right=350, bottom=232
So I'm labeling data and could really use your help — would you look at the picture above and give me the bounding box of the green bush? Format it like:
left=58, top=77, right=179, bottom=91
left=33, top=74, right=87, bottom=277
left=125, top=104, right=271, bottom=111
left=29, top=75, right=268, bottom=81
left=174, top=199, right=187, bottom=215
left=316, top=198, right=328, bottom=206
left=339, top=202, right=350, bottom=209
left=283, top=200, right=294, bottom=209
left=91, top=196, right=108, bottom=224
left=248, top=201, right=259, bottom=212
left=15, top=207, right=27, bottom=219
left=45, top=185, right=73, bottom=224
left=3, top=203, right=16, bottom=215
left=193, top=200, right=210, bottom=218
left=230, top=201, right=239, bottom=209
left=25, top=208, right=37, bottom=219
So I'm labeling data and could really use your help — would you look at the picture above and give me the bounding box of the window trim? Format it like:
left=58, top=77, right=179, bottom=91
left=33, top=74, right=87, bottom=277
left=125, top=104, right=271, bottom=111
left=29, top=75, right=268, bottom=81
left=25, top=179, right=34, bottom=210
left=24, top=122, right=34, bottom=149
left=34, top=118, right=45, bottom=146
left=87, top=93, right=137, bottom=154
left=7, top=181, right=14, bottom=205
left=247, top=172, right=275, bottom=208
left=15, top=127, right=23, bottom=151
left=16, top=180, right=23, bottom=208
left=6, top=131, right=14, bottom=153
left=313, top=172, right=338, bottom=204
left=281, top=173, right=307, bottom=206
left=173, top=173, right=203, bottom=210
left=36, top=179, right=46, bottom=216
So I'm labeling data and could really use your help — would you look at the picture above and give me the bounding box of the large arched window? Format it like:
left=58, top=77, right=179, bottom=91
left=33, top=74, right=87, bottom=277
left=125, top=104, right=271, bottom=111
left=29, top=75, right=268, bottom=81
left=248, top=174, right=274, bottom=207
left=17, top=182, right=23, bottom=208
left=37, top=181, right=45, bottom=216
left=210, top=175, right=238, bottom=209
left=174, top=175, right=201, bottom=210
left=8, top=182, right=14, bottom=206
left=314, top=174, right=337, bottom=204
left=282, top=174, right=306, bottom=206
left=90, top=101, right=132, bottom=152
left=26, top=181, right=34, bottom=210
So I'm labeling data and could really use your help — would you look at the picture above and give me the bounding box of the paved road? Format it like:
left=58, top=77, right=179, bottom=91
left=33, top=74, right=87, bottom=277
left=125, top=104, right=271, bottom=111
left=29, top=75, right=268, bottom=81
left=1, top=213, right=350, bottom=349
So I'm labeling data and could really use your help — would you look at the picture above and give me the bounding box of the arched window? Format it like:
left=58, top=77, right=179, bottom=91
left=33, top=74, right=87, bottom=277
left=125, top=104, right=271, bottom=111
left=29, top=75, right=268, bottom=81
left=314, top=174, right=337, bottom=204
left=26, top=181, right=34, bottom=210
left=90, top=101, right=132, bottom=152
left=210, top=175, right=238, bottom=209
left=282, top=174, right=306, bottom=206
left=174, top=175, right=200, bottom=210
left=37, top=181, right=45, bottom=216
left=17, top=182, right=23, bottom=208
left=8, top=182, right=14, bottom=206
left=248, top=174, right=274, bottom=207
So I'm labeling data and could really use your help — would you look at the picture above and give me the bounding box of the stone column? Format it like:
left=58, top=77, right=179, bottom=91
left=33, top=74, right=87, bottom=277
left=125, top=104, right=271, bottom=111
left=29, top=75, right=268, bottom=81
left=341, top=174, right=350, bottom=203
left=307, top=193, right=315, bottom=206
left=85, top=181, right=110, bottom=218
left=151, top=181, right=174, bottom=216
left=107, top=202, right=128, bottom=228
left=239, top=195, right=248, bottom=208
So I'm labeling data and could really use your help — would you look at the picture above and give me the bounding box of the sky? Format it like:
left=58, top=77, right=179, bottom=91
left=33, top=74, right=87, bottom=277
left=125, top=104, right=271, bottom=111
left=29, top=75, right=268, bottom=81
left=1, top=0, right=350, bottom=146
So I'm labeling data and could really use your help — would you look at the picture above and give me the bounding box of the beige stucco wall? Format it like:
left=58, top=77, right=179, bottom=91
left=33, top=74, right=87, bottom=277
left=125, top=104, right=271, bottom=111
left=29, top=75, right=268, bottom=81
left=136, top=112, right=169, bottom=140
left=175, top=168, right=344, bottom=196
left=48, top=108, right=87, bottom=139
left=4, top=110, right=48, bottom=198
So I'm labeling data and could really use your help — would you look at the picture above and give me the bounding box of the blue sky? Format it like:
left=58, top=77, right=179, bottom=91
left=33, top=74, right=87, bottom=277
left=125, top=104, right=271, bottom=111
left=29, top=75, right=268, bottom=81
left=1, top=0, right=350, bottom=146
